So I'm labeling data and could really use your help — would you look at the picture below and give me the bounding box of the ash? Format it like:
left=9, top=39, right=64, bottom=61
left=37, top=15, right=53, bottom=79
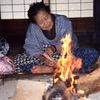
left=46, top=78, right=62, bottom=100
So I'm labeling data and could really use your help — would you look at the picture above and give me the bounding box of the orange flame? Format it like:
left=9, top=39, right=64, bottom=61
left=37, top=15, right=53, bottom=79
left=77, top=90, right=84, bottom=94
left=54, top=34, right=82, bottom=94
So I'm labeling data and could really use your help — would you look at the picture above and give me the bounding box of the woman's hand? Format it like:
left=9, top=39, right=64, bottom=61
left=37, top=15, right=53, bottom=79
left=38, top=45, right=58, bottom=67
left=38, top=53, right=56, bottom=67
left=45, top=47, right=55, bottom=57
left=47, top=61, right=56, bottom=67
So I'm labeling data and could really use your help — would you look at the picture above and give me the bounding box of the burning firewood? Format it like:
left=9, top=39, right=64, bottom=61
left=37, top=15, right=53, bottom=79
left=43, top=34, right=84, bottom=100
left=42, top=78, right=78, bottom=100
left=43, top=33, right=100, bottom=100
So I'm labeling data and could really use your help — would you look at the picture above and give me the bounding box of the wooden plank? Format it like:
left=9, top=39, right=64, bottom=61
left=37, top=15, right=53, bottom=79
left=10, top=80, right=47, bottom=100
left=1, top=17, right=95, bottom=35
left=1, top=19, right=29, bottom=35
left=69, top=17, right=95, bottom=32
left=0, top=19, right=2, bottom=36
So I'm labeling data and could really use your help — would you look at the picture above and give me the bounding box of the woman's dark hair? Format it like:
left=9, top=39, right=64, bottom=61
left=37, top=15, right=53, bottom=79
left=28, top=2, right=50, bottom=23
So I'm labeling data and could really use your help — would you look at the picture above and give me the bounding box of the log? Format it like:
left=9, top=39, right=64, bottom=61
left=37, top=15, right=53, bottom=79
left=43, top=67, right=100, bottom=100
left=77, top=67, right=100, bottom=96
left=43, top=79, right=78, bottom=100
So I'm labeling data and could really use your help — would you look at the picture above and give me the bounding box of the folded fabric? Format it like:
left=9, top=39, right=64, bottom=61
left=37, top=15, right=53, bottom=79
left=0, top=56, right=15, bottom=75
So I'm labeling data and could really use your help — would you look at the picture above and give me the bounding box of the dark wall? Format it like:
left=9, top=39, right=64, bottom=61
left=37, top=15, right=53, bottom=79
left=95, top=0, right=100, bottom=36
left=0, top=9, right=1, bottom=36
left=0, top=18, right=95, bottom=36
left=0, top=19, right=1, bottom=35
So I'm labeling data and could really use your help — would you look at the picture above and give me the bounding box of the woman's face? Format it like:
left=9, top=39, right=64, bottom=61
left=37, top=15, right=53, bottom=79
left=34, top=10, right=53, bottom=31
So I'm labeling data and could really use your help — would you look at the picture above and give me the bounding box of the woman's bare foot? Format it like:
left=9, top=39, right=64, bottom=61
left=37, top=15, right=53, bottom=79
left=31, top=65, right=54, bottom=74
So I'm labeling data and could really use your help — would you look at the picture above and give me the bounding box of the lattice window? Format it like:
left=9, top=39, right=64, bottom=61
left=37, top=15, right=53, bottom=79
left=0, top=0, right=94, bottom=19
left=0, top=0, right=42, bottom=19
left=43, top=0, right=94, bottom=18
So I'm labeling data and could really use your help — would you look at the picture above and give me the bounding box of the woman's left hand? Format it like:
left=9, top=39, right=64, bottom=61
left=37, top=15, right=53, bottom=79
left=47, top=61, right=56, bottom=67
left=45, top=47, right=54, bottom=57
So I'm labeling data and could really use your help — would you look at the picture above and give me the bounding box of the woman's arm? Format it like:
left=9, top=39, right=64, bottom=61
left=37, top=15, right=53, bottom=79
left=23, top=23, right=44, bottom=57
left=55, top=15, right=79, bottom=52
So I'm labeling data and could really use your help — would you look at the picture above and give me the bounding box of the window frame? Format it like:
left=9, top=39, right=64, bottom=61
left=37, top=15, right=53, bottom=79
left=43, top=0, right=94, bottom=18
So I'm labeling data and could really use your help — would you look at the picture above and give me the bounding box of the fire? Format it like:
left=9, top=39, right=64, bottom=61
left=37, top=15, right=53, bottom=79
left=77, top=90, right=84, bottom=94
left=54, top=34, right=82, bottom=94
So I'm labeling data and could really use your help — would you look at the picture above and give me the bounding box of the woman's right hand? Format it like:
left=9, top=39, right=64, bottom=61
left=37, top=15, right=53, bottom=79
left=45, top=47, right=54, bottom=57
left=38, top=53, right=56, bottom=67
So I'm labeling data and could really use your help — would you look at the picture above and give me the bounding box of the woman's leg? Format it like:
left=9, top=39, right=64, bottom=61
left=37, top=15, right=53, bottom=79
left=31, top=65, right=54, bottom=74
left=19, top=62, right=40, bottom=73
left=74, top=48, right=99, bottom=69
left=19, top=62, right=54, bottom=74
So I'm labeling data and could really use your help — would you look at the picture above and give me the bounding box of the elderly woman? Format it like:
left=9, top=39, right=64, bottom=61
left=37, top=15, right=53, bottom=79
left=14, top=2, right=99, bottom=74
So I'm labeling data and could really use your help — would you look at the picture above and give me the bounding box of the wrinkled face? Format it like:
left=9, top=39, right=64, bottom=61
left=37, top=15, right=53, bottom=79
left=34, top=10, right=53, bottom=31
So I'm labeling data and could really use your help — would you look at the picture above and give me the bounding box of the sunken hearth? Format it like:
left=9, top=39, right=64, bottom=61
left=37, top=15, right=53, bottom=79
left=43, top=75, right=81, bottom=100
